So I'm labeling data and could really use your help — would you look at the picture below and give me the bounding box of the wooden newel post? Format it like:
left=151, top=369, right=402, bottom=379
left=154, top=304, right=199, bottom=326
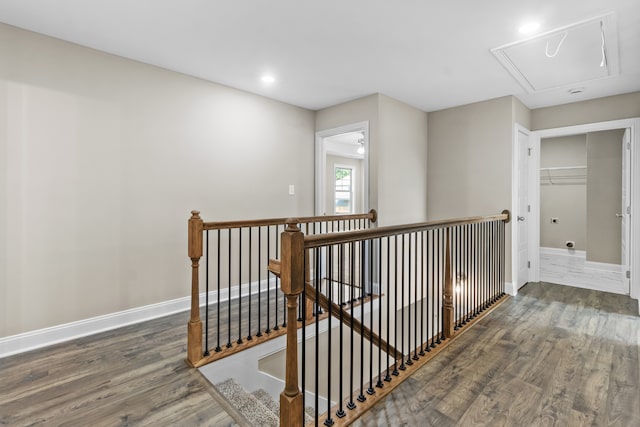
left=279, top=220, right=305, bottom=427
left=443, top=227, right=455, bottom=339
left=187, top=210, right=204, bottom=366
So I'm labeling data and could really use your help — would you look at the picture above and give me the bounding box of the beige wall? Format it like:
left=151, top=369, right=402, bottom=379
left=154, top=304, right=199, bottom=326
left=427, top=96, right=515, bottom=282
left=316, top=94, right=428, bottom=226
left=325, top=155, right=364, bottom=214
left=540, top=135, right=587, bottom=250
left=586, top=129, right=624, bottom=264
left=377, top=94, right=429, bottom=225
left=0, top=24, right=315, bottom=337
left=531, top=92, right=640, bottom=130
left=513, top=96, right=532, bottom=130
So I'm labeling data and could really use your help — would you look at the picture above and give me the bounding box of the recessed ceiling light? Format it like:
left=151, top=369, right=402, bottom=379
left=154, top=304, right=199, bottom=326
left=261, top=75, right=276, bottom=84
left=519, top=22, right=541, bottom=34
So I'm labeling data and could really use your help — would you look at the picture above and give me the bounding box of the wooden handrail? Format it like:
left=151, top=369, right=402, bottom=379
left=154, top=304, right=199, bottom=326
left=304, top=283, right=403, bottom=360
left=203, top=209, right=377, bottom=231
left=303, top=212, right=510, bottom=248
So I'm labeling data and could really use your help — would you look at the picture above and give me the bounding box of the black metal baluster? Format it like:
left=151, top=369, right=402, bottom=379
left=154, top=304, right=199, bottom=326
left=257, top=227, right=262, bottom=337
left=314, top=248, right=320, bottom=424
left=423, top=230, right=430, bottom=354
left=439, top=228, right=445, bottom=342
left=385, top=236, right=392, bottom=382
left=266, top=227, right=271, bottom=334
left=274, top=225, right=279, bottom=331
left=413, top=232, right=419, bottom=361
left=204, top=230, right=210, bottom=356
left=465, top=224, right=470, bottom=323
left=483, top=222, right=487, bottom=310
left=358, top=241, right=366, bottom=403
left=238, top=228, right=243, bottom=345
left=216, top=230, right=222, bottom=352
left=336, top=243, right=345, bottom=419
left=400, top=234, right=406, bottom=371
left=368, top=239, right=375, bottom=395
left=347, top=241, right=356, bottom=411
left=419, top=231, right=425, bottom=356
left=471, top=223, right=477, bottom=317
left=226, top=229, right=232, bottom=348
left=431, top=229, right=436, bottom=349
left=393, top=235, right=399, bottom=376
left=377, top=237, right=384, bottom=388
left=247, top=228, right=252, bottom=341
left=455, top=226, right=460, bottom=330
left=325, top=245, right=334, bottom=426
left=406, top=233, right=414, bottom=366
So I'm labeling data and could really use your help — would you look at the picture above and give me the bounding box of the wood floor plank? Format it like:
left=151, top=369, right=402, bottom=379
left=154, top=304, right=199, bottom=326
left=354, top=282, right=640, bottom=427
left=0, top=310, right=237, bottom=427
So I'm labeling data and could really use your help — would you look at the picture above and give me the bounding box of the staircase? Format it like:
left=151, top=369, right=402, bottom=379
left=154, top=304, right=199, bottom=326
left=216, top=379, right=313, bottom=426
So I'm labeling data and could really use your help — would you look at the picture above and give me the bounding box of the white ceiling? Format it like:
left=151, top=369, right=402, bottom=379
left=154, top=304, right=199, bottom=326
left=0, top=0, right=639, bottom=112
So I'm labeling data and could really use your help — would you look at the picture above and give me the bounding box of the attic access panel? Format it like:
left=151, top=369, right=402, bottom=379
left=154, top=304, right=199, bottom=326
left=492, top=14, right=619, bottom=93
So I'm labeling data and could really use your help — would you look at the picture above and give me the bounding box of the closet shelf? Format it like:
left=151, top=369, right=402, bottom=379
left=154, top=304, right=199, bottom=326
left=540, top=165, right=586, bottom=185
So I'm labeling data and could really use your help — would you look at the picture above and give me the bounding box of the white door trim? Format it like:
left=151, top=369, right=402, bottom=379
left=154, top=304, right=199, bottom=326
left=530, top=118, right=640, bottom=310
left=315, top=121, right=370, bottom=216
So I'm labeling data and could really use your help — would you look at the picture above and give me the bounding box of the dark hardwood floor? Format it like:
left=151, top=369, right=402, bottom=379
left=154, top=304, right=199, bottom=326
left=353, top=282, right=640, bottom=426
left=2, top=282, right=638, bottom=426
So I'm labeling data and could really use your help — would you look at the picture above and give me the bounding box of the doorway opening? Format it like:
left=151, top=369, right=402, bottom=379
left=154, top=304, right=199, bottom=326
left=523, top=118, right=640, bottom=311
left=315, top=122, right=369, bottom=216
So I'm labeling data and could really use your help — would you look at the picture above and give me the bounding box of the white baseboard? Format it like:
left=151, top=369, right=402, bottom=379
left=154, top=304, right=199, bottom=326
left=539, top=247, right=626, bottom=295
left=0, top=278, right=277, bottom=359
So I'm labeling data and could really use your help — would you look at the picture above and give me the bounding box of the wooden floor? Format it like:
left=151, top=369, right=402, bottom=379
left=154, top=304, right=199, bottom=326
left=0, top=311, right=242, bottom=427
left=353, top=282, right=640, bottom=427
left=1, top=282, right=638, bottom=426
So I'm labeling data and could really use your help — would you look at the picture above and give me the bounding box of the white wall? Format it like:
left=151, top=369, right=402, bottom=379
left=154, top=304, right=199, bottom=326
left=0, top=23, right=315, bottom=337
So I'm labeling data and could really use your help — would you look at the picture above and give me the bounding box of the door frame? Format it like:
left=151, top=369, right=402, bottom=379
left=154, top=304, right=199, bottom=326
left=315, top=121, right=370, bottom=216
left=529, top=118, right=640, bottom=307
left=511, top=123, right=534, bottom=296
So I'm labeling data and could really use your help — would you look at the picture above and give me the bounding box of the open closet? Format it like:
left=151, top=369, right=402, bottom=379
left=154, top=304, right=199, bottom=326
left=539, top=129, right=628, bottom=294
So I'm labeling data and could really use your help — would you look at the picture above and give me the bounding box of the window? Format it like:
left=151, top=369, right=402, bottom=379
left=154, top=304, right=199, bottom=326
left=335, top=166, right=353, bottom=214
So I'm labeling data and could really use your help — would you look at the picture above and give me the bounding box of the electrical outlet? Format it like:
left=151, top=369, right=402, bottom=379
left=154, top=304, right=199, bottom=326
left=288, top=184, right=295, bottom=195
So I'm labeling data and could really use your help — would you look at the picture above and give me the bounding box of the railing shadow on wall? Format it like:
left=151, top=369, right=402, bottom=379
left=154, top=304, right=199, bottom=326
left=274, top=210, right=511, bottom=426
left=186, top=209, right=378, bottom=368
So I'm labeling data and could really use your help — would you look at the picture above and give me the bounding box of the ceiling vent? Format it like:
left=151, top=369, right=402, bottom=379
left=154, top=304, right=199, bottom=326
left=491, top=13, right=619, bottom=93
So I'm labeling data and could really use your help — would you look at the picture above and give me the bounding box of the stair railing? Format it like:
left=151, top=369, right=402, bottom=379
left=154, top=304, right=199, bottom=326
left=186, top=209, right=377, bottom=368
left=277, top=210, right=510, bottom=426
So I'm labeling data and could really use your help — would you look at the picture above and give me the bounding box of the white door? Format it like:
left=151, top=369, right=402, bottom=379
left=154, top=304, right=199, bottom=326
left=622, top=128, right=631, bottom=292
left=516, top=128, right=530, bottom=289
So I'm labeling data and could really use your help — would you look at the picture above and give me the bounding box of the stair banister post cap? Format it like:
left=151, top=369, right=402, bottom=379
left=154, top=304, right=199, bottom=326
left=501, top=209, right=511, bottom=223
left=190, top=210, right=201, bottom=219
left=285, top=219, right=300, bottom=231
